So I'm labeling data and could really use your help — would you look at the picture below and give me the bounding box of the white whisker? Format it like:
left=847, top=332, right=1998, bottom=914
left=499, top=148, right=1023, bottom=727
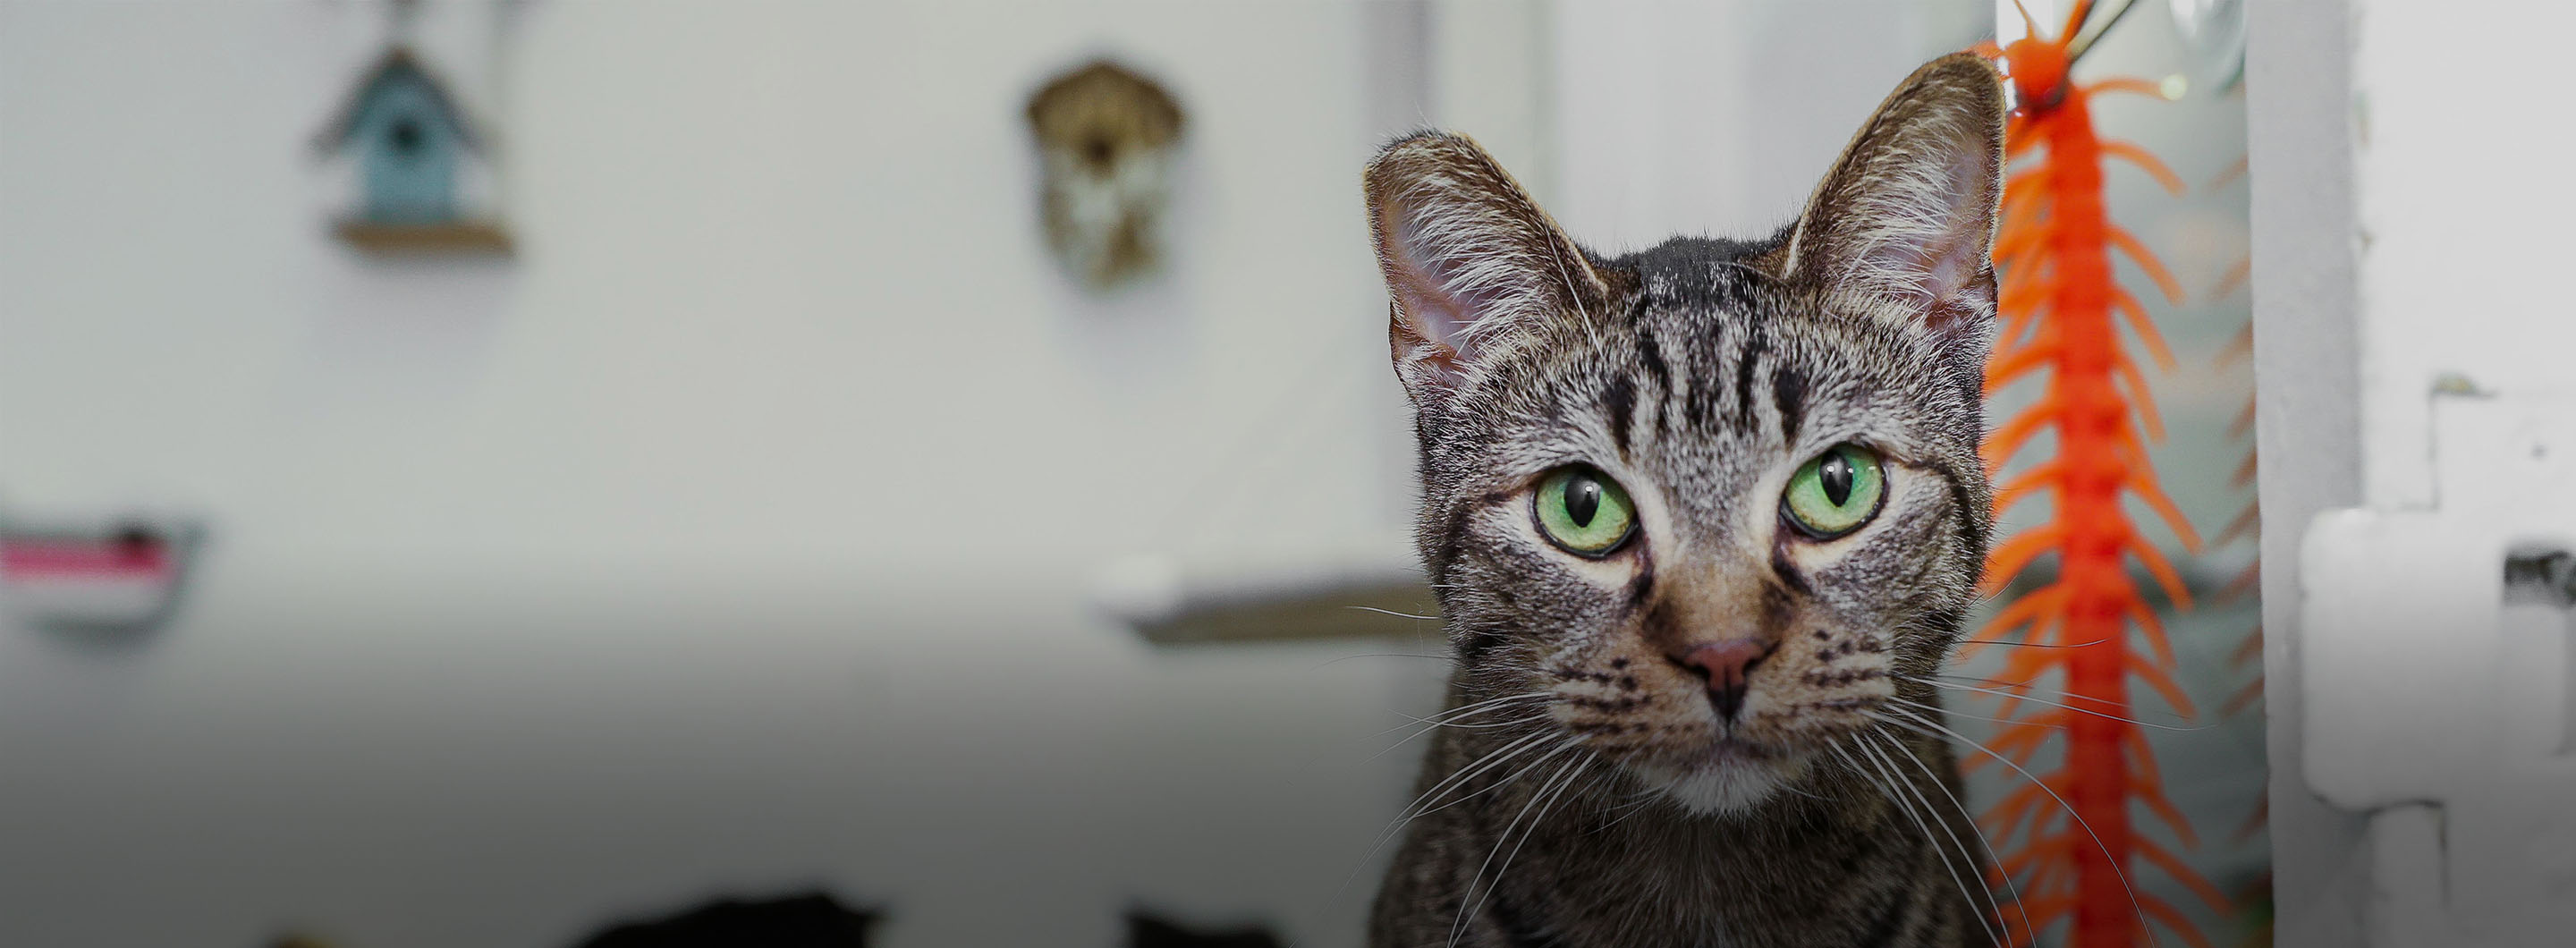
left=1875, top=704, right=2163, bottom=948
left=1955, top=636, right=2114, bottom=649
left=1315, top=651, right=1449, bottom=669
left=1343, top=731, right=1572, bottom=893
left=1347, top=605, right=1444, bottom=621
left=1885, top=693, right=2067, bottom=731
left=1858, top=731, right=2005, bottom=947
left=1375, top=691, right=1550, bottom=736
left=1451, top=749, right=1591, bottom=948
left=1368, top=710, right=1552, bottom=762
left=1909, top=677, right=2209, bottom=732
left=1877, top=723, right=2036, bottom=942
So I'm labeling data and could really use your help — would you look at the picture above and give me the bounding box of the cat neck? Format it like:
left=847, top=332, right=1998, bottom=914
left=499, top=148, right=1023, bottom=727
left=1396, top=706, right=1975, bottom=946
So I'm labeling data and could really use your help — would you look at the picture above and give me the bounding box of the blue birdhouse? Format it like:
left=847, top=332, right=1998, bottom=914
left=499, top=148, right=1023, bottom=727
left=315, top=47, right=510, bottom=254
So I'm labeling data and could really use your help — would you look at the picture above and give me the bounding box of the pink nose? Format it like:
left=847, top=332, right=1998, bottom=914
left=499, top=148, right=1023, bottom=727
left=1674, top=638, right=1777, bottom=722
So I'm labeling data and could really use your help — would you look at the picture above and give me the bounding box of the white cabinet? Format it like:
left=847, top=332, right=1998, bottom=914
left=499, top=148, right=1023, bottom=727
left=2258, top=1, right=2576, bottom=944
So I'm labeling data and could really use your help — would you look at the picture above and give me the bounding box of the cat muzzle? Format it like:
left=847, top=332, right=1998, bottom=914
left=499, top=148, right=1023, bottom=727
left=1672, top=636, right=1781, bottom=723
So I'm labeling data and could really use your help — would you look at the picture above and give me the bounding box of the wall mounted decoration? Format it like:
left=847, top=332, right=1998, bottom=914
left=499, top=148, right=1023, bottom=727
left=1969, top=2, right=2225, bottom=945
left=315, top=45, right=510, bottom=255
left=0, top=513, right=202, bottom=638
left=1026, top=60, right=1184, bottom=290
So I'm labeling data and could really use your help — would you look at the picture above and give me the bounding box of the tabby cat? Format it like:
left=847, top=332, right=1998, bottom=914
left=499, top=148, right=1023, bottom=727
left=1362, top=55, right=2008, bottom=948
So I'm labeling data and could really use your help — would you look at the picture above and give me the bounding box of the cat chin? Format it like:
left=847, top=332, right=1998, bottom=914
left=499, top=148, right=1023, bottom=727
left=1631, top=754, right=1812, bottom=817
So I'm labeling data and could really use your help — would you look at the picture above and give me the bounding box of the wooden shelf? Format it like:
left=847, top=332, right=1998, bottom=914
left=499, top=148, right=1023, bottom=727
left=1099, top=544, right=1445, bottom=646
left=1132, top=578, right=1441, bottom=645
left=334, top=219, right=513, bottom=256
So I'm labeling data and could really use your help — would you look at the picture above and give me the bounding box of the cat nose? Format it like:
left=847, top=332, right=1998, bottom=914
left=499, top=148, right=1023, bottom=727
left=1673, top=638, right=1778, bottom=722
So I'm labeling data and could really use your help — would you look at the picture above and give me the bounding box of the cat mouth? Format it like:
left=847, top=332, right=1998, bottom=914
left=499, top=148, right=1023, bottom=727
left=1629, top=736, right=1809, bottom=814
left=1689, top=735, right=1788, bottom=766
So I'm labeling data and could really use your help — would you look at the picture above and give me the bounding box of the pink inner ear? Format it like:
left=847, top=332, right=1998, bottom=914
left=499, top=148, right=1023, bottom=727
left=1382, top=210, right=1479, bottom=352
left=1855, top=151, right=1993, bottom=329
left=1920, top=232, right=1976, bottom=301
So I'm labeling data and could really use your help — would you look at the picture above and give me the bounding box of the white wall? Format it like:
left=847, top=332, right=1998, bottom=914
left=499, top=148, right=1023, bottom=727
left=0, top=2, right=2267, bottom=947
left=0, top=0, right=1417, bottom=572
left=1548, top=0, right=1994, bottom=249
left=2241, top=1, right=2373, bottom=945
left=0, top=3, right=1448, bottom=946
left=2257, top=0, right=2576, bottom=944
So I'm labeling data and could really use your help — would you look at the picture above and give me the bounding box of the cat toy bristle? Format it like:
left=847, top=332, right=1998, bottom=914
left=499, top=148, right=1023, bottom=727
left=1967, top=3, right=2227, bottom=946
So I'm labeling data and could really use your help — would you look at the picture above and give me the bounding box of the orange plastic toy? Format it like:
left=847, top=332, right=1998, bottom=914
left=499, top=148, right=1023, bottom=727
left=1967, top=3, right=2227, bottom=945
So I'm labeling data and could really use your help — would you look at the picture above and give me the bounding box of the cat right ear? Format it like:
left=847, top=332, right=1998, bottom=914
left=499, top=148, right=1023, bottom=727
left=1363, top=132, right=1606, bottom=400
left=1772, top=53, right=2006, bottom=341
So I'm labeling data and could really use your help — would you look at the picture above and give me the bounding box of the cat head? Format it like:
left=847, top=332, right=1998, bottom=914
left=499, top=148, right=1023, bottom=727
left=1363, top=55, right=2004, bottom=815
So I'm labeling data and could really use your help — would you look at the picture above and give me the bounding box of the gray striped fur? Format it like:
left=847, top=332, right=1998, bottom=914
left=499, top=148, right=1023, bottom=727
left=1362, top=55, right=2008, bottom=948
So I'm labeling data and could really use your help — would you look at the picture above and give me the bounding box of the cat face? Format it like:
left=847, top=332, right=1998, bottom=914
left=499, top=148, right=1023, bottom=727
left=1364, top=57, right=2004, bottom=815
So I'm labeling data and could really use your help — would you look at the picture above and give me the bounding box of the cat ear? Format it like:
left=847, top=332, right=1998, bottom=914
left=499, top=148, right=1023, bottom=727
left=1774, top=54, right=2006, bottom=337
left=1363, top=132, right=1607, bottom=397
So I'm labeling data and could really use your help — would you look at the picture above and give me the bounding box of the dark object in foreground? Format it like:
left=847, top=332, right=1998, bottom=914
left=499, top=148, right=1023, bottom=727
left=572, top=892, right=880, bottom=948
left=1127, top=909, right=1283, bottom=948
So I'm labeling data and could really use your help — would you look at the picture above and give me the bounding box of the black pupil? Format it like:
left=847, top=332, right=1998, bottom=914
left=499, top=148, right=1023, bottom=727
left=1564, top=477, right=1602, bottom=528
left=1818, top=453, right=1856, bottom=507
left=390, top=118, right=424, bottom=154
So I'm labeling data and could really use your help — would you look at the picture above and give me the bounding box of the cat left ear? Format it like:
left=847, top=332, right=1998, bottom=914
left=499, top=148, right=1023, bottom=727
left=1364, top=132, right=1607, bottom=400
left=1774, top=54, right=2007, bottom=337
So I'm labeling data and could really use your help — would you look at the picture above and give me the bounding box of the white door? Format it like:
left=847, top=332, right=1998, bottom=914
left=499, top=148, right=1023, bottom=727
left=2252, top=2, right=2576, bottom=946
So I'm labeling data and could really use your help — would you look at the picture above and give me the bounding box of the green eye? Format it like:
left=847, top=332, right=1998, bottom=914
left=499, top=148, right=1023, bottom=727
left=1534, top=466, right=1638, bottom=556
left=1782, top=444, right=1886, bottom=538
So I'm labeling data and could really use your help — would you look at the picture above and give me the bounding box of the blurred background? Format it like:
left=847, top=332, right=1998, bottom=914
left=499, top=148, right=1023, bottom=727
left=0, top=2, right=2256, bottom=946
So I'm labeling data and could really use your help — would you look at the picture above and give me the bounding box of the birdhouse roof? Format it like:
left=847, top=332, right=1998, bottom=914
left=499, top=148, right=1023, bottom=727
left=312, top=46, right=483, bottom=154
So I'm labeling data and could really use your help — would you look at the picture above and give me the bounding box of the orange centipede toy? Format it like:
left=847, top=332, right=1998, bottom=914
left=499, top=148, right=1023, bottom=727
left=1965, top=2, right=2230, bottom=946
